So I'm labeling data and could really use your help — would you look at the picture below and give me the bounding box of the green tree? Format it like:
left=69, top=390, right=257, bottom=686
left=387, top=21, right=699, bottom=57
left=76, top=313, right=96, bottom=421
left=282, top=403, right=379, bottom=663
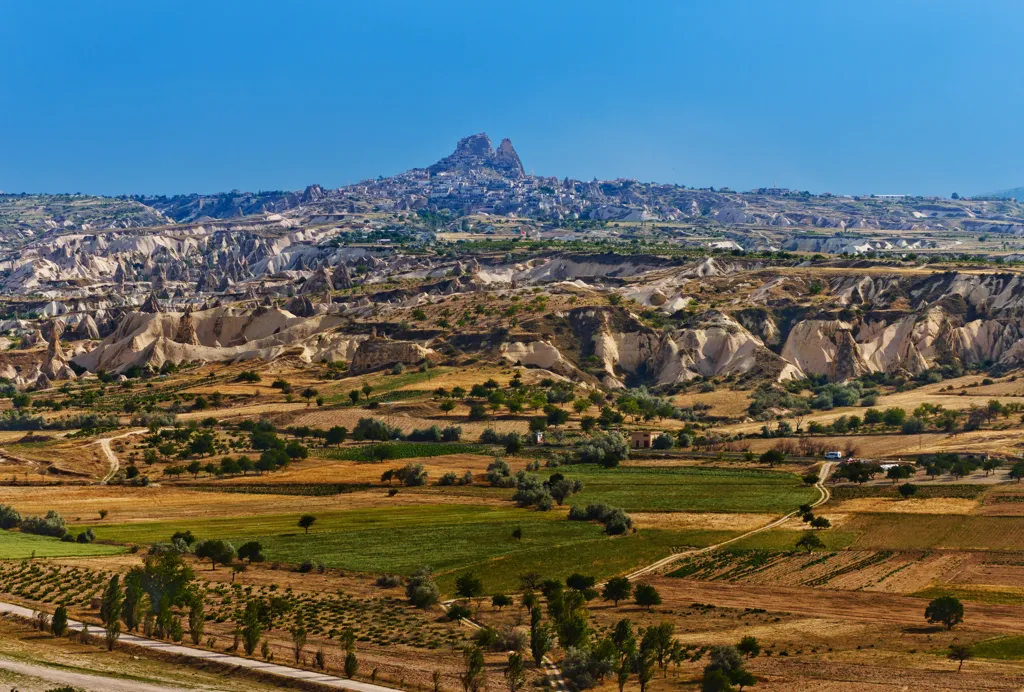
left=455, top=572, right=484, bottom=600
left=187, top=590, right=205, bottom=646
left=100, top=574, right=124, bottom=650
left=758, top=449, right=785, bottom=467
left=529, top=606, right=552, bottom=666
left=796, top=532, right=825, bottom=553
left=603, top=576, right=633, bottom=606
left=925, top=596, right=964, bottom=630
left=461, top=645, right=486, bottom=692
left=298, top=514, right=316, bottom=534
left=194, top=539, right=235, bottom=570
left=52, top=605, right=68, bottom=637
left=737, top=636, right=760, bottom=658
left=504, top=652, right=526, bottom=692
left=237, top=540, right=265, bottom=563
left=122, top=571, right=144, bottom=632
left=345, top=650, right=359, bottom=678
left=239, top=600, right=263, bottom=656
left=634, top=583, right=661, bottom=611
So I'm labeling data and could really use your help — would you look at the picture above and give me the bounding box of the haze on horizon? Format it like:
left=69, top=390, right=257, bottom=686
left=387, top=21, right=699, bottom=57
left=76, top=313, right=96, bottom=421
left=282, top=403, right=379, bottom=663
left=2, top=0, right=1022, bottom=198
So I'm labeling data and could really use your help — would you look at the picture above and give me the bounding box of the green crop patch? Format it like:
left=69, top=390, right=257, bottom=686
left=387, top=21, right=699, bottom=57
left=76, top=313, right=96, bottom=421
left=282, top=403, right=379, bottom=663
left=0, top=531, right=125, bottom=559
left=538, top=464, right=818, bottom=513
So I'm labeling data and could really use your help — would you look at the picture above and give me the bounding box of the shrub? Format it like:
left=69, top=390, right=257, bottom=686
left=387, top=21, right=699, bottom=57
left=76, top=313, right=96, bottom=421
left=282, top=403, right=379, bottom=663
left=406, top=566, right=440, bottom=608
left=0, top=503, right=21, bottom=529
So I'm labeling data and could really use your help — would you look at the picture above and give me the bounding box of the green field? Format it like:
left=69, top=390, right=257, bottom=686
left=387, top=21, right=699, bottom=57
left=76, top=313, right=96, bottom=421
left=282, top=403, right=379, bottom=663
left=0, top=531, right=125, bottom=559
left=86, top=504, right=735, bottom=593
left=312, top=441, right=490, bottom=462
left=971, top=635, right=1024, bottom=660
left=545, top=465, right=817, bottom=513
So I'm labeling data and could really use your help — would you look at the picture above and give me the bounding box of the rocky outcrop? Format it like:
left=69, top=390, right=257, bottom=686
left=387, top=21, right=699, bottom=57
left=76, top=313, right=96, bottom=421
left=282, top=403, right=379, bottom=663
left=349, top=338, right=433, bottom=374
left=426, top=133, right=524, bottom=179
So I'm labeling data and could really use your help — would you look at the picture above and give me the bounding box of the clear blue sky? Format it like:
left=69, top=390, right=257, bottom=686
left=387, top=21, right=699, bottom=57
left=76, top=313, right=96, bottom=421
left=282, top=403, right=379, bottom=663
left=2, top=1, right=1022, bottom=197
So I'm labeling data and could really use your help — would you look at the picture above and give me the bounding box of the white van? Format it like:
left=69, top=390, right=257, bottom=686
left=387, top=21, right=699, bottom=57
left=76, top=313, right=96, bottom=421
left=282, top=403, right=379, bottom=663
left=824, top=451, right=844, bottom=460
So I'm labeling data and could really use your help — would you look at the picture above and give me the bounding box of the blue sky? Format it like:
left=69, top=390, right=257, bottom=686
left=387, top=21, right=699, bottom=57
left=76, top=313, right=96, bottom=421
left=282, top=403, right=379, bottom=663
left=2, top=1, right=1022, bottom=196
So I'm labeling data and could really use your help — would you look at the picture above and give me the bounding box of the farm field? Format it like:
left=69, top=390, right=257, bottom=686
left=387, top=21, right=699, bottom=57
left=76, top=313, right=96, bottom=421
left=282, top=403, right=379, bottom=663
left=545, top=464, right=818, bottom=513
left=0, top=530, right=124, bottom=559
left=83, top=503, right=736, bottom=593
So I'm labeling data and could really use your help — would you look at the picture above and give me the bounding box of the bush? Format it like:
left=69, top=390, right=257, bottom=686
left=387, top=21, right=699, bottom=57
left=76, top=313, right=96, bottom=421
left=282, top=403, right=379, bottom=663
left=576, top=432, right=629, bottom=468
left=568, top=503, right=633, bottom=534
left=0, top=503, right=21, bottom=529
left=20, top=510, right=67, bottom=538
left=406, top=566, right=440, bottom=608
left=652, top=432, right=675, bottom=450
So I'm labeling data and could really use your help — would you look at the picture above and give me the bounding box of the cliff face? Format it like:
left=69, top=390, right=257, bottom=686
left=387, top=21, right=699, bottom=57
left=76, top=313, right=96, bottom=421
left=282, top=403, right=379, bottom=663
left=349, top=339, right=433, bottom=374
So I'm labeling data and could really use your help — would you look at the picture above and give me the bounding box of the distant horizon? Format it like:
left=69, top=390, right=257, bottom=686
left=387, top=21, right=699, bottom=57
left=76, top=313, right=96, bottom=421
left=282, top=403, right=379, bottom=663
left=3, top=1, right=1023, bottom=198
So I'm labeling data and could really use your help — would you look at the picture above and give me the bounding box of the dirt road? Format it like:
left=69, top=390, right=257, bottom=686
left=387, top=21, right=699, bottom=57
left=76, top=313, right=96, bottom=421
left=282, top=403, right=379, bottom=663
left=0, top=600, right=401, bottom=692
left=0, top=655, right=197, bottom=692
left=96, top=428, right=149, bottom=483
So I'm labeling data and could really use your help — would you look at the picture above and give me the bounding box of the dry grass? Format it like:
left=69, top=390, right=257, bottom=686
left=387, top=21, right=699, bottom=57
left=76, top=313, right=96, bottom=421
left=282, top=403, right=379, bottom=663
left=835, top=497, right=981, bottom=515
left=628, top=512, right=774, bottom=531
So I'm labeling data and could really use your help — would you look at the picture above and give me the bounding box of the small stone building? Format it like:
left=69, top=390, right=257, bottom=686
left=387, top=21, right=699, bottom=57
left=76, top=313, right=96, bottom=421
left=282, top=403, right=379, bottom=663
left=630, top=431, right=658, bottom=449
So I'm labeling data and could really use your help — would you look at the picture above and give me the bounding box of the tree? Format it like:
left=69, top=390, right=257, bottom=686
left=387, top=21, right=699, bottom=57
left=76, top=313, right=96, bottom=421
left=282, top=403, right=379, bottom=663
left=291, top=621, right=308, bottom=663
left=737, top=636, right=761, bottom=658
left=810, top=516, right=831, bottom=529
left=440, top=400, right=457, bottom=416
left=122, top=571, right=144, bottom=632
left=237, top=540, right=265, bottom=563
left=239, top=600, right=263, bottom=656
left=325, top=426, right=348, bottom=446
left=883, top=407, right=907, bottom=428
left=511, top=526, right=522, bottom=541
left=759, top=449, right=785, bottom=468
left=603, top=576, right=633, bottom=606
left=301, top=388, right=319, bottom=406
left=530, top=606, right=552, bottom=666
left=1011, top=460, right=1024, bottom=482
left=634, top=583, right=661, bottom=611
left=130, top=551, right=194, bottom=639
left=52, top=605, right=68, bottom=637
left=461, top=645, right=486, bottom=692
left=641, top=622, right=676, bottom=675
left=406, top=566, right=440, bottom=608
left=187, top=590, right=205, bottom=645
left=925, top=596, right=964, bottom=630
left=796, top=532, right=825, bottom=553
left=349, top=390, right=360, bottom=405
left=898, top=482, right=918, bottom=499
left=362, top=383, right=374, bottom=400
left=455, top=572, right=484, bottom=600
left=194, top=539, right=235, bottom=570
left=887, top=465, right=913, bottom=482
left=504, top=652, right=526, bottom=692
left=298, top=514, right=316, bottom=534
left=100, top=574, right=124, bottom=650
left=186, top=460, right=202, bottom=479
left=492, top=593, right=513, bottom=610
left=948, top=642, right=972, bottom=672
left=345, top=650, right=359, bottom=678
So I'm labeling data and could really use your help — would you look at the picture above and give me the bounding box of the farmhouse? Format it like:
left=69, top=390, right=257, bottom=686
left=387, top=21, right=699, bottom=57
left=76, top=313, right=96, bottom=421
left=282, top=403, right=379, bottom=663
left=630, top=431, right=659, bottom=449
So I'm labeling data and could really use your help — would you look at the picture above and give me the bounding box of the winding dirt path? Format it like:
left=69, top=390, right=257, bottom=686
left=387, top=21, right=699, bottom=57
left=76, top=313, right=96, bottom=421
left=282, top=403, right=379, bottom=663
left=95, top=428, right=149, bottom=483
